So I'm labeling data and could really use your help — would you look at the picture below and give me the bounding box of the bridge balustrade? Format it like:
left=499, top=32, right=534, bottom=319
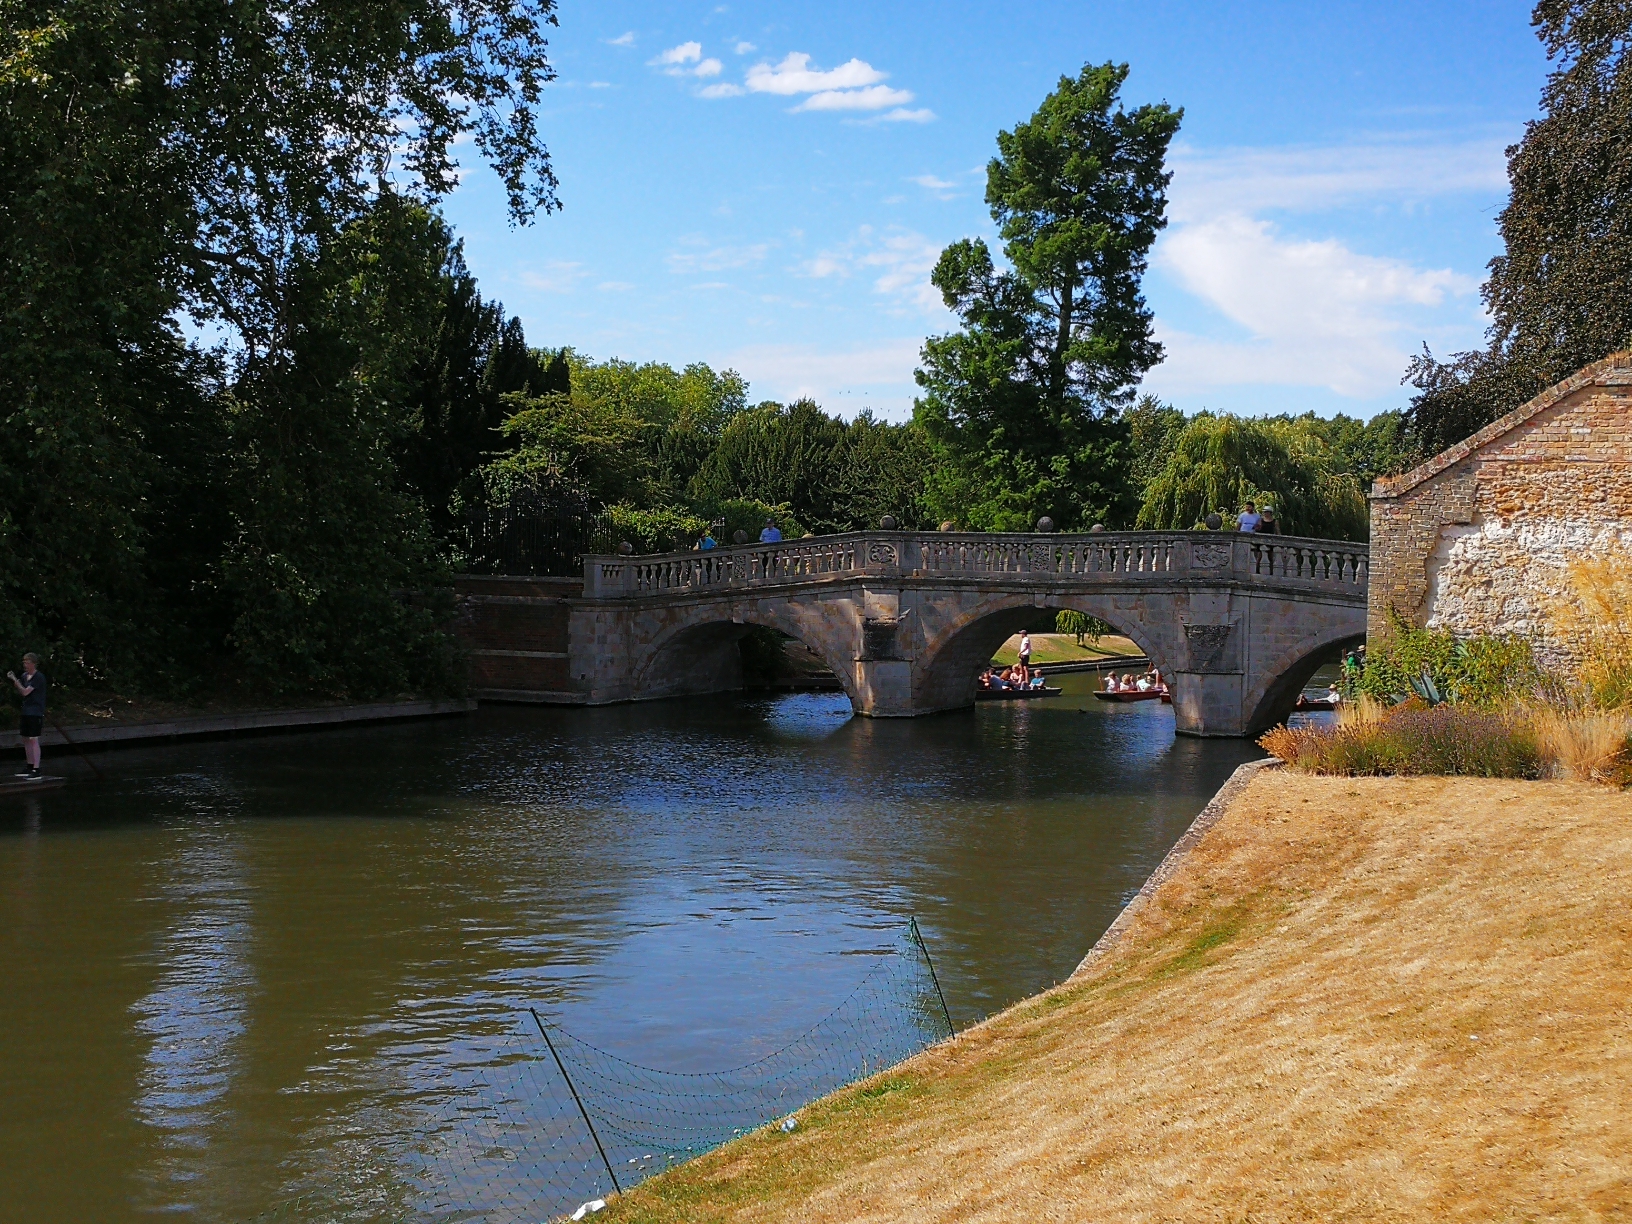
left=583, top=531, right=1367, bottom=599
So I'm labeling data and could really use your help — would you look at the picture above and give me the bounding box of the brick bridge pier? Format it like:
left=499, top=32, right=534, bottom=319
left=458, top=530, right=1369, bottom=737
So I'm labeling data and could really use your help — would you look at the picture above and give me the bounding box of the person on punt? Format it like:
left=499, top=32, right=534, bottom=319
left=1135, top=672, right=1154, bottom=691
left=1103, top=672, right=1120, bottom=692
left=1121, top=673, right=1136, bottom=690
left=1029, top=669, right=1046, bottom=690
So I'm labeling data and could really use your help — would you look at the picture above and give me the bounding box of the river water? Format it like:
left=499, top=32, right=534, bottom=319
left=0, top=672, right=1260, bottom=1223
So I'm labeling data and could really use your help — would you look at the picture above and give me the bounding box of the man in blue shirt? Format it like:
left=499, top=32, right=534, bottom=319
left=1236, top=502, right=1262, bottom=532
left=8, top=652, right=47, bottom=777
left=759, top=518, right=782, bottom=543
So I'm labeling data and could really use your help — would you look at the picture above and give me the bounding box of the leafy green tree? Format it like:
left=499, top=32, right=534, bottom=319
left=221, top=196, right=467, bottom=696
left=689, top=400, right=849, bottom=531
left=1055, top=609, right=1109, bottom=647
left=1, top=0, right=560, bottom=690
left=834, top=412, right=934, bottom=530
left=1136, top=415, right=1368, bottom=540
left=914, top=62, right=1182, bottom=531
left=1405, top=0, right=1632, bottom=454
left=487, top=357, right=748, bottom=511
left=397, top=233, right=555, bottom=536
left=1125, top=395, right=1190, bottom=495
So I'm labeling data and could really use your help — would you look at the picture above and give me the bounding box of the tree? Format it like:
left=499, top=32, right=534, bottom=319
left=1055, top=609, right=1109, bottom=647
left=689, top=400, right=849, bottom=532
left=0, top=0, right=560, bottom=689
left=1405, top=1, right=1632, bottom=454
left=1136, top=415, right=1369, bottom=541
left=1125, top=394, right=1190, bottom=493
left=914, top=62, right=1181, bottom=531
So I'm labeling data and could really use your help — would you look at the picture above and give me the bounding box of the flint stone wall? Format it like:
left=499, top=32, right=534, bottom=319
left=1368, top=351, right=1632, bottom=666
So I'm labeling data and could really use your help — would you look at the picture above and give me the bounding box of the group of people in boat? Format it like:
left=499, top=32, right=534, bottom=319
left=978, top=665, right=1048, bottom=692
left=1104, top=668, right=1167, bottom=695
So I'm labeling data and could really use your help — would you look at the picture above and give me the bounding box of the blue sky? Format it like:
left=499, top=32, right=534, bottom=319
left=440, top=0, right=1548, bottom=422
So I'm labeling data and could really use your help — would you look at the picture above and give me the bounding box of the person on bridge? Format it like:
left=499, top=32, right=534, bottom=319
left=1236, top=502, right=1262, bottom=532
left=759, top=518, right=782, bottom=544
left=1256, top=507, right=1281, bottom=534
left=1017, top=630, right=1032, bottom=685
left=9, top=653, right=46, bottom=778
left=696, top=528, right=718, bottom=550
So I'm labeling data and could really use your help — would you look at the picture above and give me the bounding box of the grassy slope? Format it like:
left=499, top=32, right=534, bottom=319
left=990, top=632, right=1144, bottom=666
left=599, top=772, right=1632, bottom=1222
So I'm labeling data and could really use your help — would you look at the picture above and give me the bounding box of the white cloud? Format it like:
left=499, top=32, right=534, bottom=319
left=910, top=174, right=956, bottom=198
left=588, top=81, right=612, bottom=89
left=795, top=84, right=914, bottom=112
left=1148, top=213, right=1479, bottom=399
left=746, top=52, right=885, bottom=95
left=607, top=31, right=635, bottom=46
left=1167, top=135, right=1510, bottom=222
left=699, top=82, right=746, bottom=98
left=695, top=58, right=723, bottom=78
left=521, top=261, right=590, bottom=294
left=597, top=281, right=635, bottom=292
left=876, top=107, right=935, bottom=124
left=734, top=40, right=757, bottom=54
left=653, top=41, right=702, bottom=66
left=668, top=238, right=771, bottom=273
left=804, top=226, right=948, bottom=316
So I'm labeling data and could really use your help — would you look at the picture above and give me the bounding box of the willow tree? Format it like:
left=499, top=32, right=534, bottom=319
left=914, top=63, right=1182, bottom=531
left=1406, top=0, right=1632, bottom=454
left=1135, top=416, right=1369, bottom=541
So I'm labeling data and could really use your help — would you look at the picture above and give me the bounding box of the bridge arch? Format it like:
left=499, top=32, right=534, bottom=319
left=914, top=592, right=1174, bottom=713
left=1242, top=625, right=1366, bottom=736
left=629, top=597, right=860, bottom=705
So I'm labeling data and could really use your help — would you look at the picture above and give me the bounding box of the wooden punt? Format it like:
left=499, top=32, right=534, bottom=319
left=0, top=774, right=66, bottom=797
left=1093, top=689, right=1168, bottom=703
left=976, top=686, right=1063, bottom=701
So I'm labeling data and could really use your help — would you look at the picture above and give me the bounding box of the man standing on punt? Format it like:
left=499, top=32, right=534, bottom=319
left=9, top=652, right=47, bottom=779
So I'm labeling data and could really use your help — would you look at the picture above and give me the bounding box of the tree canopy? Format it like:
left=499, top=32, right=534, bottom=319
left=1405, top=0, right=1632, bottom=454
left=914, top=63, right=1181, bottom=531
left=1135, top=415, right=1370, bottom=541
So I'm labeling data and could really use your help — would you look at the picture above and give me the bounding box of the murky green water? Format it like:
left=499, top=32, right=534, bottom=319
left=0, top=673, right=1260, bottom=1222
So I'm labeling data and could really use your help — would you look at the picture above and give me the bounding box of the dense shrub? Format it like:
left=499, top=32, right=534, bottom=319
left=1354, top=615, right=1539, bottom=706
left=1260, top=705, right=1544, bottom=779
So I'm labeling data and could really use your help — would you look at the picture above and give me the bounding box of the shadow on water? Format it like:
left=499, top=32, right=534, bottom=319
left=0, top=676, right=1259, bottom=1223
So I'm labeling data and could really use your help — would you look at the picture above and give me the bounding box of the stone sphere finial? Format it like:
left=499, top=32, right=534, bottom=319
left=1089, top=523, right=1105, bottom=533
left=617, top=540, right=634, bottom=555
left=1204, top=512, right=1223, bottom=531
left=880, top=514, right=898, bottom=530
left=1036, top=516, right=1056, bottom=533
left=732, top=529, right=748, bottom=545
left=939, top=521, right=956, bottom=532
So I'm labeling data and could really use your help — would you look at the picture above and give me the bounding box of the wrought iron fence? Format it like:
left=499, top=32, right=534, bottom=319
left=463, top=477, right=614, bottom=577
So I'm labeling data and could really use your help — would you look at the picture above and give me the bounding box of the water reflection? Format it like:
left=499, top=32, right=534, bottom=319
left=0, top=677, right=1259, bottom=1222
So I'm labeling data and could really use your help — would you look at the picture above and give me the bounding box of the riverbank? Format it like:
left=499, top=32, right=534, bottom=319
left=599, top=768, right=1632, bottom=1221
left=12, top=697, right=475, bottom=755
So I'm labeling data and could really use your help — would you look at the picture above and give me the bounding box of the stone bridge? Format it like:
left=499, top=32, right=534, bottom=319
left=561, top=530, right=1368, bottom=736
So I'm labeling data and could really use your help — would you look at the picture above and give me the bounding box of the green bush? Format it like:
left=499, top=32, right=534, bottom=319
left=1354, top=615, right=1539, bottom=707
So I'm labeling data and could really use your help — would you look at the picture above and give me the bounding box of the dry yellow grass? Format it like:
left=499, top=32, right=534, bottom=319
left=600, top=772, right=1632, bottom=1223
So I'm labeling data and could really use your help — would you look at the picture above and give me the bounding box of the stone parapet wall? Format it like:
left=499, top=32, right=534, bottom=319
left=1368, top=352, right=1632, bottom=661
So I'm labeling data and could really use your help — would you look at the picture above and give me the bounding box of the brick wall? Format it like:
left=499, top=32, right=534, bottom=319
left=1368, top=352, right=1632, bottom=664
left=452, top=575, right=585, bottom=702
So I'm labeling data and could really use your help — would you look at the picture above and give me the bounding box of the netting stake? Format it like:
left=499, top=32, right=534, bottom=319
left=909, top=917, right=954, bottom=1036
left=531, top=1007, right=623, bottom=1197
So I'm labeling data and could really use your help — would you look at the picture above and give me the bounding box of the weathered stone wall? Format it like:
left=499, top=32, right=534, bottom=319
left=1368, top=352, right=1632, bottom=664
